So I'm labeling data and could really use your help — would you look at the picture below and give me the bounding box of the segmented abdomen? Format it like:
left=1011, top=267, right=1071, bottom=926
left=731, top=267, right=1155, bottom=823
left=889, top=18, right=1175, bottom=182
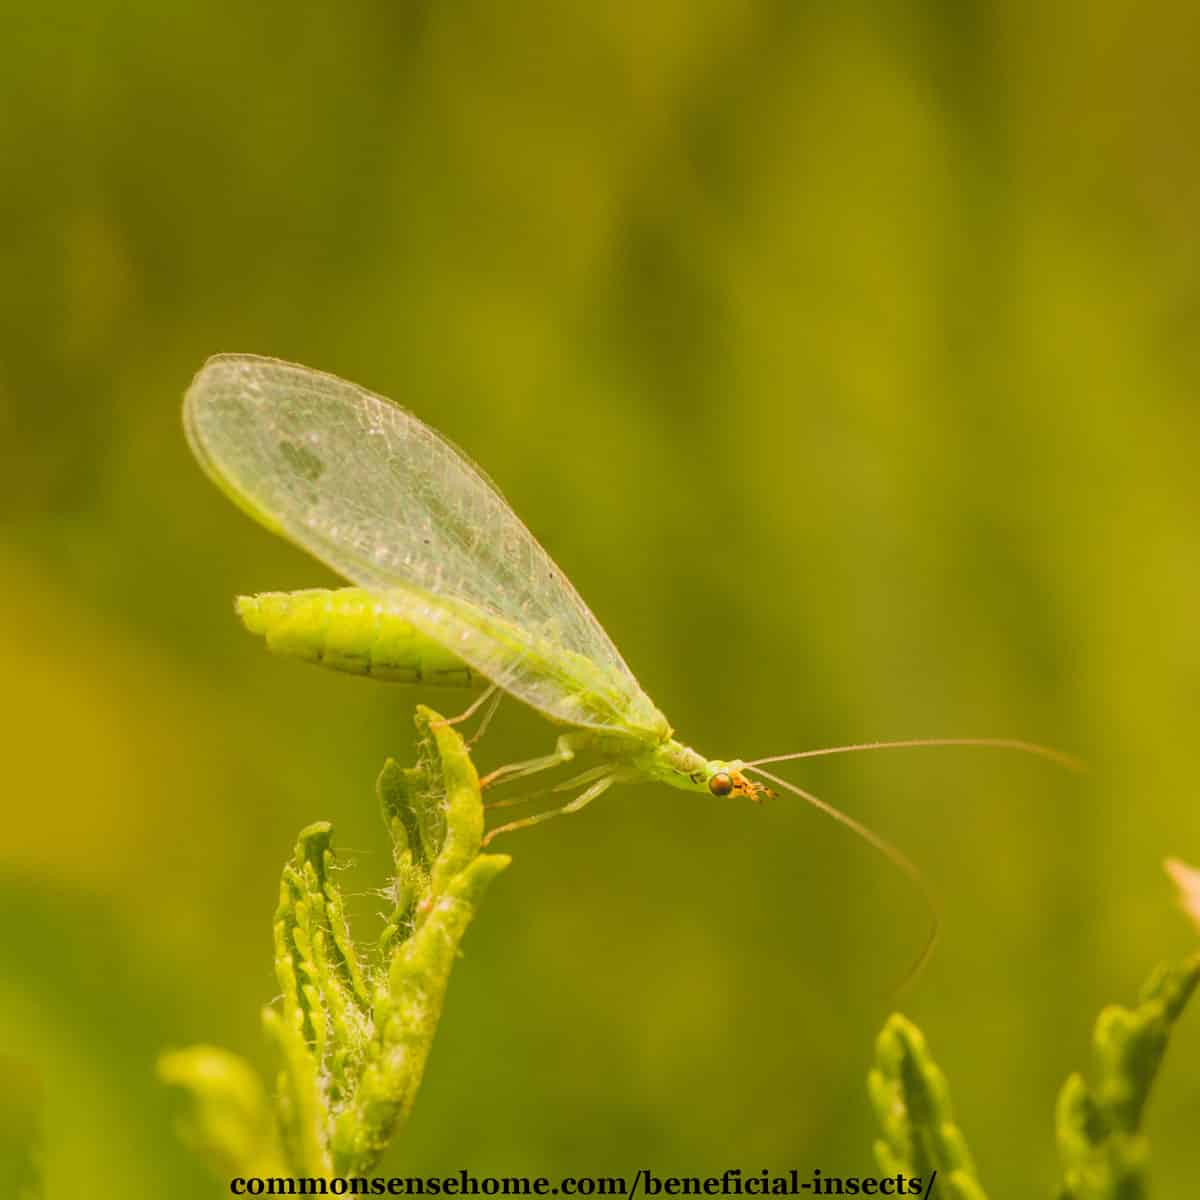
left=236, top=589, right=478, bottom=685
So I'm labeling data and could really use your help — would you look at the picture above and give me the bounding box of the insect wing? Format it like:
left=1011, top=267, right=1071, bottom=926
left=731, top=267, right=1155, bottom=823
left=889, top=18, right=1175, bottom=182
left=183, top=354, right=669, bottom=740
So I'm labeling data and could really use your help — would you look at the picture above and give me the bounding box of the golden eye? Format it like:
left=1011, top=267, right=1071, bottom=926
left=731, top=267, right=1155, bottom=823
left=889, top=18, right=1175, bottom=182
left=708, top=771, right=734, bottom=797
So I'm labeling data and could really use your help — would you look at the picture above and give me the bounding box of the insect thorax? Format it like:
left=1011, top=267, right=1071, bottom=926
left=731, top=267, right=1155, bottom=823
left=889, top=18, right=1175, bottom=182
left=623, top=739, right=712, bottom=792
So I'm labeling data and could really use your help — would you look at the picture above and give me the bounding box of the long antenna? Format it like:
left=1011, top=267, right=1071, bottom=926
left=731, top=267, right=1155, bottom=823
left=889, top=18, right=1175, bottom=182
left=746, top=765, right=939, bottom=993
left=746, top=737, right=1086, bottom=773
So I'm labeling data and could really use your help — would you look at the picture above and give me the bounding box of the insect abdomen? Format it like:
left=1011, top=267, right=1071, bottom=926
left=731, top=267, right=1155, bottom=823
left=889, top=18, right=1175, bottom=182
left=235, top=589, right=477, bottom=685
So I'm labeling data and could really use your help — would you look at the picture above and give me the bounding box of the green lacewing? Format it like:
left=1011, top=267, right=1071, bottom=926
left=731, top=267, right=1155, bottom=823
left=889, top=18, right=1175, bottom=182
left=185, top=354, right=1078, bottom=975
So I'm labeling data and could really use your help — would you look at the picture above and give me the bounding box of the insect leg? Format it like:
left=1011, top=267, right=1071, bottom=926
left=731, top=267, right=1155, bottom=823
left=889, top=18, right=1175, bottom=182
left=433, top=684, right=500, bottom=733
left=482, top=774, right=616, bottom=846
left=479, top=734, right=579, bottom=790
left=484, top=764, right=615, bottom=811
left=465, top=686, right=503, bottom=747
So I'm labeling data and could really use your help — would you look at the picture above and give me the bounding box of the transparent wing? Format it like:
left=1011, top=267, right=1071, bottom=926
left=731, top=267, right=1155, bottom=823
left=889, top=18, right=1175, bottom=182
left=183, top=354, right=669, bottom=741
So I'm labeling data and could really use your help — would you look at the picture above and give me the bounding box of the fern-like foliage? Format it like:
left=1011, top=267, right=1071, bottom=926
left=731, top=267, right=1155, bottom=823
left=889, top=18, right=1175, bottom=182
left=1055, top=955, right=1200, bottom=1199
left=160, top=705, right=510, bottom=1180
left=869, top=953, right=1200, bottom=1199
left=868, top=1014, right=988, bottom=1200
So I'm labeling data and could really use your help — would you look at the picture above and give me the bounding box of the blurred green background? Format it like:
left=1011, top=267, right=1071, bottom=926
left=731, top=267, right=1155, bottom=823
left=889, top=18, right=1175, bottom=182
left=3, top=1, right=1199, bottom=1195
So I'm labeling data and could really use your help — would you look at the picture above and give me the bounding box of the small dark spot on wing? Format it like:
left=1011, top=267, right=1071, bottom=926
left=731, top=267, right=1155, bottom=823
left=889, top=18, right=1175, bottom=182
left=280, top=440, right=326, bottom=482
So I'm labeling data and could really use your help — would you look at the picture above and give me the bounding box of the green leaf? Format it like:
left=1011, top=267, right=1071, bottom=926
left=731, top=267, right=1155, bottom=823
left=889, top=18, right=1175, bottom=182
left=330, top=707, right=510, bottom=1175
left=1054, top=954, right=1200, bottom=1199
left=162, top=705, right=510, bottom=1180
left=867, top=1014, right=989, bottom=1199
left=157, top=1046, right=287, bottom=1177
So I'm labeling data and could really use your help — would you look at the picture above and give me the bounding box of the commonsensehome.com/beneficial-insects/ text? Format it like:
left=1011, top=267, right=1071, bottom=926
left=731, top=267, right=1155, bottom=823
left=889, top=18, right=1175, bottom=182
left=225, top=1167, right=935, bottom=1197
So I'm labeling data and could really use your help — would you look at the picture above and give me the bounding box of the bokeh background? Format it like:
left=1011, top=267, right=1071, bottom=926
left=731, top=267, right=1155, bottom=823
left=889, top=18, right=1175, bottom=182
left=3, top=2, right=1199, bottom=1195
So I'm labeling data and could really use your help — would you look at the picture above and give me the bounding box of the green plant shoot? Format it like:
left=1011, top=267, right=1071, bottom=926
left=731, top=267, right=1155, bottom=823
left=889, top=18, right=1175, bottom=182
left=160, top=706, right=510, bottom=1179
left=866, top=953, right=1200, bottom=1198
left=184, top=354, right=1076, bottom=970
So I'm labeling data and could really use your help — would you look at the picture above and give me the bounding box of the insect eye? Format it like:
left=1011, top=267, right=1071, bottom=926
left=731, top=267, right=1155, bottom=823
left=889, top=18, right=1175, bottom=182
left=708, top=771, right=734, bottom=797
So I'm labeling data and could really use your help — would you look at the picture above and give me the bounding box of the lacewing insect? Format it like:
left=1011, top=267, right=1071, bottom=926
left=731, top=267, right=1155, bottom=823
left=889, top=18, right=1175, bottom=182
left=184, top=354, right=1078, bottom=976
